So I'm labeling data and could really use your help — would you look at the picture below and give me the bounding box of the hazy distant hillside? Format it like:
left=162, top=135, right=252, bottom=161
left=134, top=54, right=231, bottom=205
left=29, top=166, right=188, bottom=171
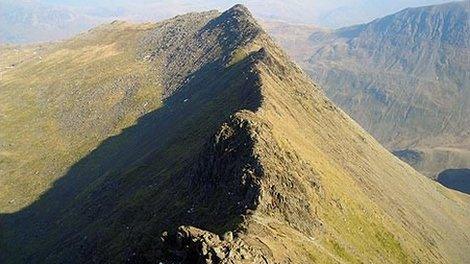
left=1, top=5, right=469, bottom=263
left=0, top=1, right=110, bottom=43
left=267, top=1, right=470, bottom=180
left=0, top=0, right=456, bottom=43
left=38, top=0, right=456, bottom=27
left=315, top=0, right=456, bottom=27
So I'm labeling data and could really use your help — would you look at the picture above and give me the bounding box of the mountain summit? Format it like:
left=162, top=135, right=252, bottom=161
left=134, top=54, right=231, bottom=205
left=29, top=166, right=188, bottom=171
left=1, top=4, right=469, bottom=263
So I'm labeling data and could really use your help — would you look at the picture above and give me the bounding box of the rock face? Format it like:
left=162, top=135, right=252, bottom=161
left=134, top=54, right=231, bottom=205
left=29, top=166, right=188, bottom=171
left=1, top=4, right=470, bottom=264
left=266, top=1, right=470, bottom=179
left=160, top=226, right=267, bottom=263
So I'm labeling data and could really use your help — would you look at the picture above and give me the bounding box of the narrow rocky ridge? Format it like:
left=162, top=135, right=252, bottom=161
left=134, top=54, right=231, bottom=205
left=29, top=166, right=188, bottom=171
left=153, top=6, right=470, bottom=262
left=139, top=4, right=264, bottom=99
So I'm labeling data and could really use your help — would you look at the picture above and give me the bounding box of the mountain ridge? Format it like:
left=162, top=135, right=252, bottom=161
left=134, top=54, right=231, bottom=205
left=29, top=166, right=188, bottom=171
left=1, top=4, right=469, bottom=263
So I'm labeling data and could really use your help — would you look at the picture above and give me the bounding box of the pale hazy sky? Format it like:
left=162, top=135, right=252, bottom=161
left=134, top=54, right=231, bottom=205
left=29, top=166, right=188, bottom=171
left=10, top=0, right=458, bottom=27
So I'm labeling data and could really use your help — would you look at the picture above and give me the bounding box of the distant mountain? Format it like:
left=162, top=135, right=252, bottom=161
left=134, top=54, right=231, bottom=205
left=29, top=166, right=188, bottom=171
left=314, top=0, right=457, bottom=27
left=0, top=0, right=110, bottom=43
left=267, top=1, right=470, bottom=180
left=1, top=5, right=469, bottom=263
left=0, top=0, right=457, bottom=44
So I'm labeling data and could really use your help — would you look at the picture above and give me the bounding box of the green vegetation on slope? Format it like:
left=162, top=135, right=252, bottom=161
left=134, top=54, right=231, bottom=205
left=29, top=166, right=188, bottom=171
left=0, top=21, right=160, bottom=212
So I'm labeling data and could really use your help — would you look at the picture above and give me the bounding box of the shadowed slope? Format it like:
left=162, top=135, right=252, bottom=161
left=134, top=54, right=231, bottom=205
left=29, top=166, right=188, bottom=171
left=1, top=6, right=265, bottom=262
left=438, top=168, right=470, bottom=194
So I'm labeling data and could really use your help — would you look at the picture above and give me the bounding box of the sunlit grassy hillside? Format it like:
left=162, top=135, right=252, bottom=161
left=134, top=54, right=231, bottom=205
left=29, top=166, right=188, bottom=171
left=0, top=21, right=160, bottom=212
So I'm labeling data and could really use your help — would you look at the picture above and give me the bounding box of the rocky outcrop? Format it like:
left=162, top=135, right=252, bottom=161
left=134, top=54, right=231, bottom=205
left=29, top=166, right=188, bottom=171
left=159, top=226, right=268, bottom=263
left=172, top=111, right=267, bottom=233
left=138, top=4, right=263, bottom=98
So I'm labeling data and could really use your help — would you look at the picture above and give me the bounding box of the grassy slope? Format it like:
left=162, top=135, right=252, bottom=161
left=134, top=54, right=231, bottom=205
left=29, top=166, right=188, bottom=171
left=0, top=21, right=161, bottom=213
left=227, top=34, right=470, bottom=263
left=0, top=20, right=136, bottom=259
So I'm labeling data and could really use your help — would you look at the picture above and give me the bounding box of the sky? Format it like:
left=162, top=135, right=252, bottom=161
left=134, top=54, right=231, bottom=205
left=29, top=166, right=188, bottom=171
left=32, top=0, right=456, bottom=27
